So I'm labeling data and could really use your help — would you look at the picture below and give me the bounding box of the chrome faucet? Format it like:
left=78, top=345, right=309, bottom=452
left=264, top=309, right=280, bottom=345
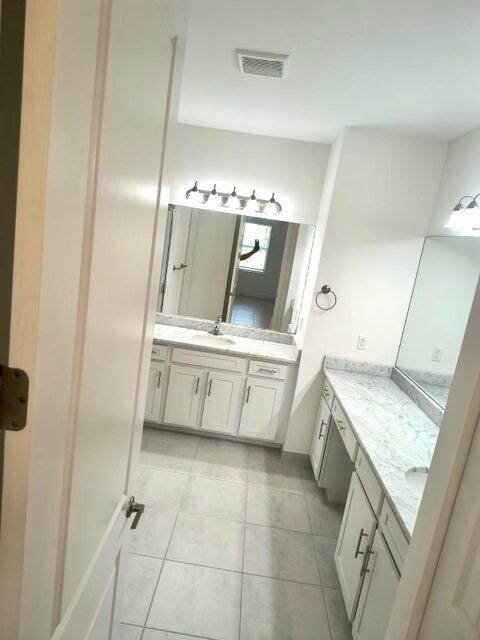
left=210, top=316, right=222, bottom=336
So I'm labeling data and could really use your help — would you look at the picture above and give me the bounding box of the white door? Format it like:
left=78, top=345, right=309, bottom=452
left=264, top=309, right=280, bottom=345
left=418, top=413, right=480, bottom=639
left=354, top=530, right=400, bottom=640
left=145, top=362, right=165, bottom=422
left=162, top=206, right=193, bottom=315
left=164, top=364, right=205, bottom=428
left=310, top=396, right=331, bottom=479
left=335, top=473, right=377, bottom=619
left=238, top=376, right=284, bottom=441
left=201, top=370, right=242, bottom=434
left=0, top=2, right=173, bottom=639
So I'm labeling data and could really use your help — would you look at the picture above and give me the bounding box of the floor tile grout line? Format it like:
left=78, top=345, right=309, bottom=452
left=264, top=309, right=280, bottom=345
left=143, top=623, right=218, bottom=640
left=140, top=500, right=182, bottom=632
left=305, top=483, right=335, bottom=640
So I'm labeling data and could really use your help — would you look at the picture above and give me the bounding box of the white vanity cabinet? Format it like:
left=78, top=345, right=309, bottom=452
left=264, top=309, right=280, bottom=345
left=201, top=369, right=242, bottom=435
left=163, top=364, right=205, bottom=428
left=353, top=530, right=400, bottom=640
left=145, top=360, right=165, bottom=422
left=310, top=396, right=331, bottom=479
left=145, top=343, right=295, bottom=443
left=335, top=472, right=377, bottom=618
left=238, top=376, right=284, bottom=441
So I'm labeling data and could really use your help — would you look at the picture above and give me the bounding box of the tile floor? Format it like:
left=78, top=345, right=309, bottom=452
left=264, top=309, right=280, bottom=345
left=120, top=428, right=351, bottom=640
left=231, top=295, right=274, bottom=329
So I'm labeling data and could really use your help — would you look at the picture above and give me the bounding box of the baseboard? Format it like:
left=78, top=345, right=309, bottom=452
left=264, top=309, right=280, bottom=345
left=143, top=421, right=282, bottom=449
left=281, top=450, right=309, bottom=465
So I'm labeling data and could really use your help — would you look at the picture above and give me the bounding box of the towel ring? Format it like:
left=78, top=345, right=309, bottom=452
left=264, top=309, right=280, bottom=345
left=315, top=285, right=337, bottom=311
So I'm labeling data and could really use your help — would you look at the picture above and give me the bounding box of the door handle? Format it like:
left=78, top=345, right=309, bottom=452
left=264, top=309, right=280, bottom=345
left=207, top=379, right=213, bottom=397
left=157, top=370, right=162, bottom=389
left=172, top=262, right=188, bottom=271
left=354, top=528, right=368, bottom=558
left=245, top=385, right=251, bottom=404
left=195, top=377, right=200, bottom=395
left=126, top=496, right=145, bottom=530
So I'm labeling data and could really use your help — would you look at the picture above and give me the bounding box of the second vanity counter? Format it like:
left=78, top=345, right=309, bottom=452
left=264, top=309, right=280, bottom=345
left=153, top=323, right=300, bottom=364
left=324, top=367, right=438, bottom=538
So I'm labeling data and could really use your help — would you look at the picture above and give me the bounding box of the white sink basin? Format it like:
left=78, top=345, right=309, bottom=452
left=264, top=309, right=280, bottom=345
left=404, top=466, right=429, bottom=497
left=191, top=333, right=236, bottom=347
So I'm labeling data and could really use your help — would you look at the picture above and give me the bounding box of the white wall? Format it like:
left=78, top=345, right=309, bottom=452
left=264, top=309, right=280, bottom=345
left=285, top=128, right=447, bottom=454
left=397, top=237, right=480, bottom=376
left=429, top=126, right=480, bottom=236
left=166, top=123, right=330, bottom=225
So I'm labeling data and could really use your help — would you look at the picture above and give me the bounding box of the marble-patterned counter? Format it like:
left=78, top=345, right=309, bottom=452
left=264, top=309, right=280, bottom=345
left=324, top=367, right=438, bottom=538
left=153, top=323, right=300, bottom=364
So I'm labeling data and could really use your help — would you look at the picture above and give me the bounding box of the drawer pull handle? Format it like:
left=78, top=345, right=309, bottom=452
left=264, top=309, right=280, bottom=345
left=361, top=547, right=374, bottom=576
left=245, top=385, right=251, bottom=404
left=207, top=379, right=213, bottom=397
left=354, top=528, right=368, bottom=558
left=157, top=371, right=162, bottom=389
left=319, top=419, right=327, bottom=438
left=194, top=377, right=200, bottom=395
left=258, top=367, right=277, bottom=374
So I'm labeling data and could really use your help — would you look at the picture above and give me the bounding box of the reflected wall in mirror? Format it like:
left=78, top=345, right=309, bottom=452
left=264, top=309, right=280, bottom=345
left=397, top=236, right=480, bottom=407
left=158, top=205, right=315, bottom=333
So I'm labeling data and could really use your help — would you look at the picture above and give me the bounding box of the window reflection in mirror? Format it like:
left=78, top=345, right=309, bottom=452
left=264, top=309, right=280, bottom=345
left=396, top=236, right=480, bottom=408
left=157, top=205, right=315, bottom=334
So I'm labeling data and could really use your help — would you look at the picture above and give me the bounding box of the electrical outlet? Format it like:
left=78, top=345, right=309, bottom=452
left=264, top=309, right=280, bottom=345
left=357, top=335, right=367, bottom=350
left=432, top=347, right=443, bottom=362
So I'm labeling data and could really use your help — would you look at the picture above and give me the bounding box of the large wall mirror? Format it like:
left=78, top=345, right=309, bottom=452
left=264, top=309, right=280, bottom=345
left=397, top=236, right=480, bottom=407
left=158, top=205, right=315, bottom=333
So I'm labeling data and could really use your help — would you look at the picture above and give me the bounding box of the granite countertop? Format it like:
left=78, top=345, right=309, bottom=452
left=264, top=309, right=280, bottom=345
left=324, top=368, right=439, bottom=538
left=153, top=323, right=300, bottom=364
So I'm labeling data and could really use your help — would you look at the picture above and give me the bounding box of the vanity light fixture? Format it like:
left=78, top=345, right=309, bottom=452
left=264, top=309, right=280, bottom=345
left=183, top=182, right=282, bottom=214
left=444, top=194, right=480, bottom=231
left=245, top=189, right=258, bottom=212
left=264, top=193, right=280, bottom=215
left=185, top=181, right=205, bottom=205
left=209, top=184, right=222, bottom=208
left=225, top=186, right=240, bottom=208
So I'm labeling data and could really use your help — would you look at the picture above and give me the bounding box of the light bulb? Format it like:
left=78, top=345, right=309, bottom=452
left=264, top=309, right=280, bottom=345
left=186, top=181, right=205, bottom=204
left=264, top=192, right=279, bottom=215
left=226, top=186, right=240, bottom=208
left=208, top=184, right=222, bottom=208
left=245, top=189, right=258, bottom=212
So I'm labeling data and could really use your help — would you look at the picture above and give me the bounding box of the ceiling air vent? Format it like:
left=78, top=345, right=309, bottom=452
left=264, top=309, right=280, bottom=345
left=237, top=50, right=289, bottom=79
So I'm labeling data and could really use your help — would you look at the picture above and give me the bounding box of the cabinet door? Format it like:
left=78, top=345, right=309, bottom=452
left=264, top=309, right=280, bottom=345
left=201, top=370, right=242, bottom=434
left=310, top=396, right=331, bottom=479
left=353, top=530, right=400, bottom=640
left=238, top=376, right=284, bottom=441
left=163, top=364, right=204, bottom=428
left=335, top=472, right=377, bottom=619
left=145, top=361, right=165, bottom=422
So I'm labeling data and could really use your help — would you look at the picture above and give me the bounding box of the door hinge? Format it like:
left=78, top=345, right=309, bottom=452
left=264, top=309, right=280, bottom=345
left=0, top=365, right=29, bottom=431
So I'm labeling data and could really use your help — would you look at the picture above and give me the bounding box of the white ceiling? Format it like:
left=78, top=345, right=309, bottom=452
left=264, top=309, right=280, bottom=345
left=177, top=0, right=480, bottom=143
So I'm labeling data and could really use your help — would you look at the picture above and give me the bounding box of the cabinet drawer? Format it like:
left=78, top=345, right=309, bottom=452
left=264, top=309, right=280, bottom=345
left=356, top=449, right=383, bottom=515
left=171, top=348, right=247, bottom=374
left=332, top=398, right=358, bottom=462
left=248, top=360, right=287, bottom=380
left=151, top=345, right=168, bottom=361
left=379, top=500, right=409, bottom=572
left=322, top=378, right=334, bottom=408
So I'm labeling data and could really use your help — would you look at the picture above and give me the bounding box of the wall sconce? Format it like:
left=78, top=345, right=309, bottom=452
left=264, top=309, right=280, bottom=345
left=184, top=181, right=282, bottom=214
left=444, top=194, right=480, bottom=231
